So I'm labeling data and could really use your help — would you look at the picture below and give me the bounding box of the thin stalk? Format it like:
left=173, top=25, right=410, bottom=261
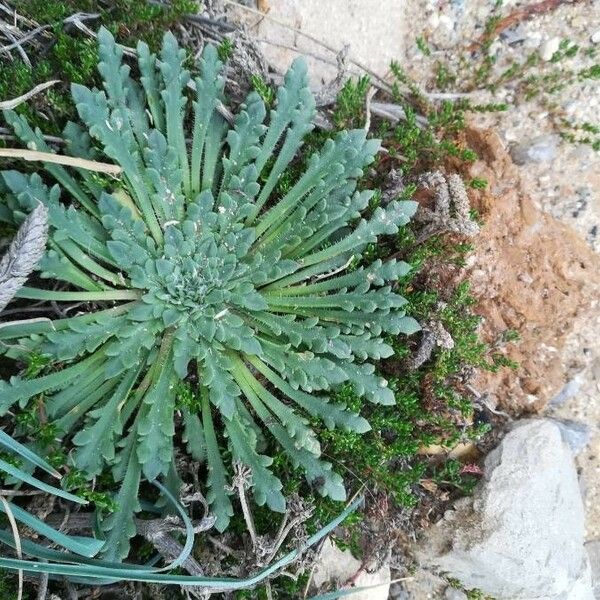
left=234, top=463, right=258, bottom=550
left=0, top=148, right=122, bottom=175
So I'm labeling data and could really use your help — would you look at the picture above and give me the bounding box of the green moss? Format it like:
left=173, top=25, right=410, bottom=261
left=432, top=459, right=478, bottom=494
left=416, top=36, right=432, bottom=57
left=0, top=570, right=24, bottom=600
left=469, top=177, right=488, bottom=189
left=0, top=0, right=198, bottom=134
left=217, top=38, right=234, bottom=62
left=251, top=74, right=276, bottom=107
left=333, top=75, right=371, bottom=129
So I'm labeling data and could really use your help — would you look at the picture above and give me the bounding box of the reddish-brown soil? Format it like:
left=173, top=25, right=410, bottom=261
left=452, top=127, right=600, bottom=413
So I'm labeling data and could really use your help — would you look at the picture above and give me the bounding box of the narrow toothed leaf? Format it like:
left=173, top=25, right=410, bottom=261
left=99, top=447, right=142, bottom=561
left=158, top=31, right=191, bottom=195
left=137, top=361, right=177, bottom=480
left=73, top=366, right=141, bottom=476
left=182, top=408, right=206, bottom=462
left=202, top=394, right=233, bottom=531
left=225, top=414, right=285, bottom=512
left=191, top=44, right=226, bottom=195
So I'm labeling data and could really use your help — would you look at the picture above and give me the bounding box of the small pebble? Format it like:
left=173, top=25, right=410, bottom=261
left=438, top=14, right=455, bottom=31
left=549, top=375, right=583, bottom=407
left=510, top=135, right=559, bottom=165
left=591, top=29, right=600, bottom=44
left=540, top=36, right=561, bottom=61
left=428, top=12, right=440, bottom=29
left=552, top=418, right=593, bottom=456
left=500, top=24, right=528, bottom=45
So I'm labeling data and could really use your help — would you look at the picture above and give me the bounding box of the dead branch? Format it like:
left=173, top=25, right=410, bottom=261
left=468, top=0, right=585, bottom=51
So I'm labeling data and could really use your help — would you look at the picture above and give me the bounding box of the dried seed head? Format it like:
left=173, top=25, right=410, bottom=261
left=0, top=203, right=48, bottom=312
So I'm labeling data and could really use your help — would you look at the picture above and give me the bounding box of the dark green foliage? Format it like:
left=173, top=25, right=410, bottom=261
left=0, top=0, right=197, bottom=134
left=416, top=37, right=432, bottom=57
left=251, top=74, right=276, bottom=106
left=431, top=459, right=478, bottom=495
left=0, top=569, right=23, bottom=600
left=469, top=177, right=488, bottom=190
left=333, top=75, right=371, bottom=129
left=217, top=38, right=234, bottom=62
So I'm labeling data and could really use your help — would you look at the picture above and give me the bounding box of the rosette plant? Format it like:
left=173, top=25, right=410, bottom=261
left=0, top=28, right=418, bottom=560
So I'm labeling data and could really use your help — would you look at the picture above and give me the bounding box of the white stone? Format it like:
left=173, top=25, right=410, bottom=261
left=428, top=11, right=440, bottom=29
left=419, top=420, right=594, bottom=599
left=540, top=36, right=561, bottom=61
left=585, top=541, right=600, bottom=597
left=311, top=538, right=390, bottom=599
left=437, top=14, right=455, bottom=32
left=510, top=135, right=559, bottom=165
left=591, top=29, right=600, bottom=44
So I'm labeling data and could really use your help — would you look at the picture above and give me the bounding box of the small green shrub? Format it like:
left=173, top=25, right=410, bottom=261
left=0, top=28, right=419, bottom=561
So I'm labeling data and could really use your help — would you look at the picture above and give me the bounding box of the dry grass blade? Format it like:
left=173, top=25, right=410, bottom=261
left=0, top=80, right=59, bottom=110
left=0, top=496, right=23, bottom=600
left=0, top=148, right=122, bottom=175
left=0, top=23, right=49, bottom=52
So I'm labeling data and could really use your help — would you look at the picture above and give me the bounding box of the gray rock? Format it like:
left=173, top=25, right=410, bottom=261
left=552, top=418, right=592, bottom=455
left=444, top=587, right=468, bottom=600
left=511, top=135, right=559, bottom=165
left=500, top=24, right=529, bottom=45
left=549, top=375, right=583, bottom=407
left=585, top=541, right=600, bottom=598
left=419, top=419, right=594, bottom=599
left=540, top=36, right=561, bottom=61
left=388, top=582, right=410, bottom=599
left=311, top=539, right=390, bottom=600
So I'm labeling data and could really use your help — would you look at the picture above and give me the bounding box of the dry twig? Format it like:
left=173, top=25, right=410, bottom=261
left=0, top=80, right=59, bottom=110
left=231, top=461, right=259, bottom=549
left=468, top=0, right=584, bottom=50
left=0, top=496, right=23, bottom=600
left=0, top=148, right=122, bottom=175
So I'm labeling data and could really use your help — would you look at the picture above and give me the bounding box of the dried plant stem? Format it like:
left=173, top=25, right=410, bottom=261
left=237, top=478, right=258, bottom=549
left=0, top=24, right=49, bottom=52
left=0, top=80, right=59, bottom=110
left=0, top=203, right=48, bottom=312
left=363, top=86, right=377, bottom=132
left=0, top=496, right=23, bottom=600
left=266, top=515, right=304, bottom=564
left=35, top=572, right=48, bottom=600
left=0, top=489, right=44, bottom=497
left=0, top=147, right=122, bottom=175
